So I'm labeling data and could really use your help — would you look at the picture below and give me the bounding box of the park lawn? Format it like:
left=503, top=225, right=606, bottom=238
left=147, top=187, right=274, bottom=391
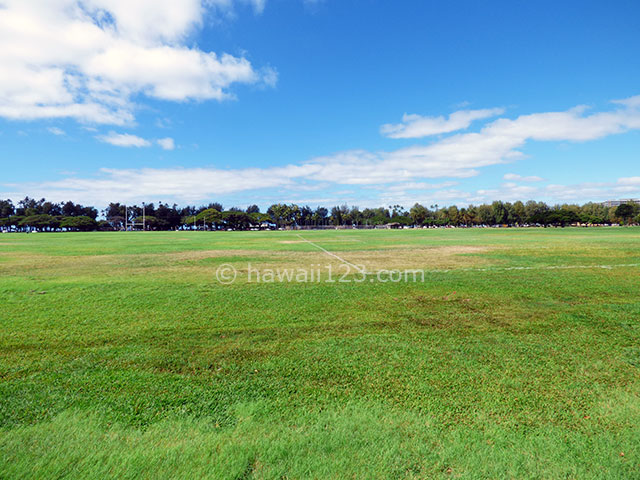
left=1, top=228, right=639, bottom=478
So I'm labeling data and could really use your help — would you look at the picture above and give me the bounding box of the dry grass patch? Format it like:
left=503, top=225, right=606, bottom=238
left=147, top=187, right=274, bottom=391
left=0, top=244, right=498, bottom=285
left=165, top=249, right=268, bottom=261
left=193, top=245, right=498, bottom=279
left=279, top=238, right=364, bottom=245
left=0, top=250, right=270, bottom=279
left=341, top=245, right=495, bottom=271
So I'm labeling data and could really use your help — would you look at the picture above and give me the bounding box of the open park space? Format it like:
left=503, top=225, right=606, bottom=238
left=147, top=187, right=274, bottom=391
left=1, top=228, right=639, bottom=478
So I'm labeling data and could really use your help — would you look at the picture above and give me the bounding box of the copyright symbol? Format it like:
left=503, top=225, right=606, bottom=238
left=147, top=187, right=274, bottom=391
left=216, top=264, right=237, bottom=285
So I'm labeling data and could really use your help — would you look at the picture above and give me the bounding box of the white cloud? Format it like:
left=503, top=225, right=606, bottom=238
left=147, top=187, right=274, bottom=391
left=260, top=66, right=279, bottom=88
left=97, top=132, right=151, bottom=147
left=472, top=179, right=640, bottom=205
left=358, top=96, right=640, bottom=184
left=612, top=95, right=640, bottom=109
left=481, top=104, right=640, bottom=142
left=503, top=173, right=544, bottom=182
left=380, top=108, right=505, bottom=138
left=617, top=177, right=640, bottom=186
left=374, top=179, right=640, bottom=209
left=157, top=137, right=175, bottom=151
left=96, top=132, right=176, bottom=149
left=249, top=0, right=267, bottom=14
left=0, top=0, right=275, bottom=125
left=2, top=168, right=639, bottom=209
left=379, top=181, right=459, bottom=192
left=3, top=95, right=640, bottom=206
left=47, top=127, right=66, bottom=136
left=1, top=166, right=302, bottom=205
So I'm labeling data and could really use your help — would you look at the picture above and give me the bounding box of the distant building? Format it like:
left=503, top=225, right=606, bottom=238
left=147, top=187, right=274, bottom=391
left=602, top=199, right=640, bottom=208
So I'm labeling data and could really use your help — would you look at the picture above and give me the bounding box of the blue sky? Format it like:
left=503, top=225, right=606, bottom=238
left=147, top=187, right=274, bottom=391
left=1, top=0, right=639, bottom=209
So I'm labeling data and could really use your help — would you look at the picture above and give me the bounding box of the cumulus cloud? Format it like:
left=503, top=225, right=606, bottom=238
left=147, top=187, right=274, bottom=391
left=0, top=0, right=275, bottom=126
left=481, top=105, right=640, bottom=142
left=362, top=96, right=640, bottom=183
left=380, top=108, right=505, bottom=138
left=157, top=138, right=176, bottom=151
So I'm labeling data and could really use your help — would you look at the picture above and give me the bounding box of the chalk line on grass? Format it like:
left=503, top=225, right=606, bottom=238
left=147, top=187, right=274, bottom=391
left=295, top=234, right=366, bottom=273
left=293, top=235, right=639, bottom=278
left=425, top=263, right=640, bottom=274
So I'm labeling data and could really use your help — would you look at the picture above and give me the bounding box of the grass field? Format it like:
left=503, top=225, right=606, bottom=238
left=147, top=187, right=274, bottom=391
left=1, top=228, right=640, bottom=478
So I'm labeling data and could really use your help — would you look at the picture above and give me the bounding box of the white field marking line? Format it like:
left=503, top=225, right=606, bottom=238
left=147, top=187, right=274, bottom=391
left=293, top=237, right=639, bottom=276
left=295, top=234, right=366, bottom=273
left=425, top=263, right=640, bottom=274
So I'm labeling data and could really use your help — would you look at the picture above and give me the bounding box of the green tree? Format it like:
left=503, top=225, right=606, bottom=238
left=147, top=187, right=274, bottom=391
left=579, top=202, right=608, bottom=224
left=491, top=201, right=508, bottom=225
left=313, top=207, right=329, bottom=226
left=511, top=201, right=526, bottom=225
left=615, top=203, right=636, bottom=224
left=464, top=205, right=479, bottom=226
left=409, top=203, right=429, bottom=225
left=249, top=212, right=272, bottom=228
left=133, top=215, right=170, bottom=230
left=60, top=216, right=98, bottom=231
left=196, top=208, right=221, bottom=229
left=19, top=214, right=60, bottom=231
left=221, top=211, right=252, bottom=230
left=0, top=199, right=15, bottom=217
left=477, top=204, right=494, bottom=225
left=267, top=204, right=300, bottom=228
left=525, top=201, right=550, bottom=225
left=330, top=205, right=350, bottom=226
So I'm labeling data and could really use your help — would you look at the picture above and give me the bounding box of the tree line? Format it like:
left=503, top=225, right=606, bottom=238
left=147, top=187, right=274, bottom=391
left=0, top=197, right=639, bottom=232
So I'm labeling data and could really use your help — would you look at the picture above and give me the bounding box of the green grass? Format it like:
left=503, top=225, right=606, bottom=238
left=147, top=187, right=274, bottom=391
left=1, top=228, right=640, bottom=478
